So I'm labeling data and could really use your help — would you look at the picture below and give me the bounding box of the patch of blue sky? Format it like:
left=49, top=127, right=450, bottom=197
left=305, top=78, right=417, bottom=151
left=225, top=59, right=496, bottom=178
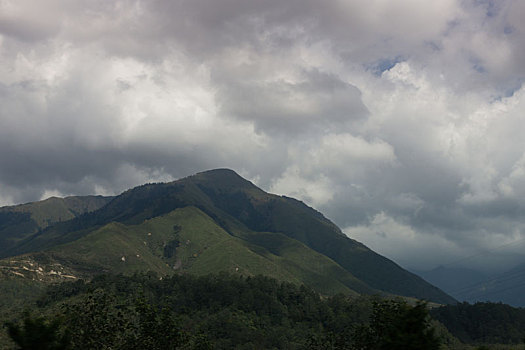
left=366, top=56, right=405, bottom=76
left=474, top=0, right=499, bottom=18
left=469, top=56, right=486, bottom=74
left=490, top=79, right=523, bottom=102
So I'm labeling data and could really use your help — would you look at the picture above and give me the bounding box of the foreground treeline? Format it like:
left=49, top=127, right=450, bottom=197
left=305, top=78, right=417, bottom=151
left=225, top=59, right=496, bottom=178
left=4, top=273, right=525, bottom=349
left=432, top=302, right=525, bottom=345
left=3, top=273, right=443, bottom=350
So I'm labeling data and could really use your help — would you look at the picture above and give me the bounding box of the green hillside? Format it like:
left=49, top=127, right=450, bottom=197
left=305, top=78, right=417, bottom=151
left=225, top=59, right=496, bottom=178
left=0, top=169, right=455, bottom=303
left=0, top=195, right=112, bottom=256
left=4, top=207, right=375, bottom=296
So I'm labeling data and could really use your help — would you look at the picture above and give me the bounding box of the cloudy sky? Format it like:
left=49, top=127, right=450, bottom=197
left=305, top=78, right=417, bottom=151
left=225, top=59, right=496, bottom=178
left=2, top=0, right=525, bottom=272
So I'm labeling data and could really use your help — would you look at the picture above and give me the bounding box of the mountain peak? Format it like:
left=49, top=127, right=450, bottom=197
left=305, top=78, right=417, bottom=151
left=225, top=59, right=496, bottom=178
left=196, top=168, right=240, bottom=177
left=190, top=168, right=259, bottom=191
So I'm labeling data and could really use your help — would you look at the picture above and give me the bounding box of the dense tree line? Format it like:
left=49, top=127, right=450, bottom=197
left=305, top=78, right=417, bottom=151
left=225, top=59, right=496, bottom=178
left=3, top=273, right=441, bottom=349
left=432, top=301, right=525, bottom=345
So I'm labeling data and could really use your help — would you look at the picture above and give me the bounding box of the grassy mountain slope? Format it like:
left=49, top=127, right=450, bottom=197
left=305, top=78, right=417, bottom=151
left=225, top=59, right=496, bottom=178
left=4, top=207, right=374, bottom=296
left=0, top=195, right=112, bottom=256
left=3, top=169, right=454, bottom=303
left=188, top=170, right=456, bottom=304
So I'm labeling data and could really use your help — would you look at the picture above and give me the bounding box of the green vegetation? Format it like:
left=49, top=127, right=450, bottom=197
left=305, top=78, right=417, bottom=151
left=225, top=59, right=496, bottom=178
left=5, top=206, right=374, bottom=296
left=432, top=302, right=525, bottom=345
left=2, top=169, right=454, bottom=304
left=5, top=312, right=69, bottom=350
left=0, top=195, right=111, bottom=257
left=2, top=273, right=442, bottom=350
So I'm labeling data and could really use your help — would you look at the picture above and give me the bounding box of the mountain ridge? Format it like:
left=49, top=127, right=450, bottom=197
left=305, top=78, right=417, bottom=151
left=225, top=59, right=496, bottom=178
left=0, top=195, right=112, bottom=257
left=0, top=169, right=455, bottom=304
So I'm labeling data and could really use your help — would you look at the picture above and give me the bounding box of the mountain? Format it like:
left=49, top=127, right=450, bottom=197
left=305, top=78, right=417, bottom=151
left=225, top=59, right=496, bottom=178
left=450, top=263, right=525, bottom=307
left=416, top=263, right=525, bottom=307
left=0, top=169, right=455, bottom=303
left=415, top=266, right=489, bottom=301
left=0, top=195, right=113, bottom=256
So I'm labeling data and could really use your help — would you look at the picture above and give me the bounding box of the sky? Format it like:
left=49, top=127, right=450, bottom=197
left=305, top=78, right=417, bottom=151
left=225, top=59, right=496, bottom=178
left=1, top=0, right=525, bottom=273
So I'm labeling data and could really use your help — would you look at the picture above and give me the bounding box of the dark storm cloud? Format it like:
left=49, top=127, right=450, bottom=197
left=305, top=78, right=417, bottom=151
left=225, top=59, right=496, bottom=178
left=215, top=69, right=368, bottom=134
left=0, top=16, right=58, bottom=42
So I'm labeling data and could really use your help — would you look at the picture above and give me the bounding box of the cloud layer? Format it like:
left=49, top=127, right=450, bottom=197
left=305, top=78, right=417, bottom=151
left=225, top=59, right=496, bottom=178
left=1, top=0, right=525, bottom=271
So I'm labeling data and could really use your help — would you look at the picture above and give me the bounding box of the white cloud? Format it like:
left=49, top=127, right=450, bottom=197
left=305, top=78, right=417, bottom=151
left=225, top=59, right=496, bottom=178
left=40, top=189, right=67, bottom=200
left=271, top=166, right=335, bottom=207
left=344, top=212, right=462, bottom=270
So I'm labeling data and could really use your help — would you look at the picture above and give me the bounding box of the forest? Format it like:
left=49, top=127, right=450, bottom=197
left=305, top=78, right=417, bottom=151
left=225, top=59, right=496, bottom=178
left=2, top=272, right=443, bottom=350
left=4, top=272, right=525, bottom=349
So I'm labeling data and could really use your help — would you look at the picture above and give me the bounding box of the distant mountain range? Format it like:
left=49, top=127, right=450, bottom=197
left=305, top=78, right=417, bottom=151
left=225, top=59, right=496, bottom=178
left=0, top=169, right=455, bottom=304
left=416, top=264, right=525, bottom=307
left=415, top=266, right=489, bottom=299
